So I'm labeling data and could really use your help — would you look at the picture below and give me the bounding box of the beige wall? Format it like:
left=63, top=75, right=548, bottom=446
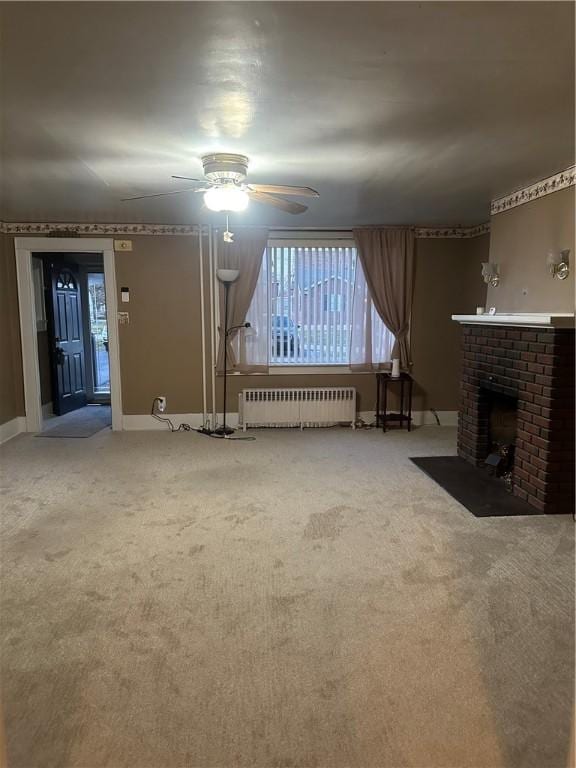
left=1, top=189, right=573, bottom=426
left=411, top=235, right=488, bottom=412
left=114, top=235, right=204, bottom=414
left=0, top=234, right=25, bottom=425
left=110, top=235, right=383, bottom=415
left=487, top=187, right=575, bottom=312
left=0, top=231, right=489, bottom=425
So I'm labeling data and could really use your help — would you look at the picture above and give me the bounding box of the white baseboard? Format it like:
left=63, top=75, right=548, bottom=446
left=122, top=413, right=240, bottom=431
left=359, top=410, right=458, bottom=427
left=0, top=416, right=27, bottom=445
left=122, top=411, right=457, bottom=431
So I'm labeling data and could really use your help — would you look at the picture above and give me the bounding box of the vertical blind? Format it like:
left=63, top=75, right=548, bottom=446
left=268, top=245, right=357, bottom=365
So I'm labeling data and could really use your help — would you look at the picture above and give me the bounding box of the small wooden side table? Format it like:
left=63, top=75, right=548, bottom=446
left=375, top=372, right=413, bottom=432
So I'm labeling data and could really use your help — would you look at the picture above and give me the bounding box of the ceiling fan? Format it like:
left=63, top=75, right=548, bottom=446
left=121, top=153, right=319, bottom=215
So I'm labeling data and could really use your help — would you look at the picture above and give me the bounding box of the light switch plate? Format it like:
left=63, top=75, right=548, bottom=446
left=117, top=311, right=130, bottom=325
left=114, top=239, right=133, bottom=252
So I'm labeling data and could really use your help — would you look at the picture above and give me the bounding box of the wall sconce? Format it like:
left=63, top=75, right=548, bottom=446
left=481, top=262, right=500, bottom=287
left=547, top=250, right=570, bottom=280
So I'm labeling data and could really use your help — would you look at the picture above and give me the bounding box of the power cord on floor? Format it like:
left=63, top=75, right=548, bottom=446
left=151, top=398, right=193, bottom=432
left=150, top=398, right=256, bottom=441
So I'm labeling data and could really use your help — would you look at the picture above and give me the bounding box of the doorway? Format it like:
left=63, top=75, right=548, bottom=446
left=15, top=237, right=122, bottom=433
left=33, top=253, right=112, bottom=433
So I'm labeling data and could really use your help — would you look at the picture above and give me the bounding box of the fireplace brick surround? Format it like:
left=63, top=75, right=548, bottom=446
left=457, top=324, right=575, bottom=514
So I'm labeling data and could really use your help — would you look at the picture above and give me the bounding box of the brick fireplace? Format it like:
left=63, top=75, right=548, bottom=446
left=456, top=322, right=575, bottom=514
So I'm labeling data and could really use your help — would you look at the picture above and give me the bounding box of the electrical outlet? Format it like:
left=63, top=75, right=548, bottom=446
left=156, top=396, right=167, bottom=413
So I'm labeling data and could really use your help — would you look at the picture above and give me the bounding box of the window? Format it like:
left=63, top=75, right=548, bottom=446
left=56, top=270, right=77, bottom=290
left=323, top=294, right=342, bottom=313
left=255, top=241, right=393, bottom=367
left=268, top=243, right=355, bottom=365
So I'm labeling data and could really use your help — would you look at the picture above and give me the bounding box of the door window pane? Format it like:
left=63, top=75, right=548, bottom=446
left=87, top=273, right=110, bottom=394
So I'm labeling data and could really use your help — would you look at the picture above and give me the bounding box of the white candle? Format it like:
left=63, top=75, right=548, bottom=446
left=391, top=358, right=400, bottom=378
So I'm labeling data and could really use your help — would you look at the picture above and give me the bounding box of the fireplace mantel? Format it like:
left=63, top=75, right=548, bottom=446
left=452, top=313, right=575, bottom=328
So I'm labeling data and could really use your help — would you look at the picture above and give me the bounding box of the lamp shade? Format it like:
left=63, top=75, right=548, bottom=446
left=204, top=186, right=249, bottom=212
left=216, top=268, right=240, bottom=284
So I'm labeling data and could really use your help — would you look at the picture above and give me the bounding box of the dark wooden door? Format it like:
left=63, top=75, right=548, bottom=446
left=46, top=261, right=87, bottom=415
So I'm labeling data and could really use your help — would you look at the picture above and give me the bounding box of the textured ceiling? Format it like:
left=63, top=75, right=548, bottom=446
left=0, top=1, right=574, bottom=227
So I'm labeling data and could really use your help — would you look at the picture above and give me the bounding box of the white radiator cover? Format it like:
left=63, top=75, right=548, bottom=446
left=239, top=387, right=356, bottom=430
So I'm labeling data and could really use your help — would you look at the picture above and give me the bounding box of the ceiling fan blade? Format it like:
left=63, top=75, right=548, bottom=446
left=247, top=189, right=308, bottom=214
left=121, top=186, right=209, bottom=201
left=248, top=183, right=319, bottom=197
left=171, top=176, right=206, bottom=183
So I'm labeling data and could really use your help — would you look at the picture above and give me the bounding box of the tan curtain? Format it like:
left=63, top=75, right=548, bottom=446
left=216, top=227, right=269, bottom=373
left=349, top=257, right=395, bottom=370
left=352, top=227, right=415, bottom=369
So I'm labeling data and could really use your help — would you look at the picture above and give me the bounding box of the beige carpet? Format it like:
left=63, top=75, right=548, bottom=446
left=0, top=427, right=573, bottom=768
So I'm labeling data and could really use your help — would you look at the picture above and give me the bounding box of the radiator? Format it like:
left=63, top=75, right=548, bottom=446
left=239, top=387, right=356, bottom=430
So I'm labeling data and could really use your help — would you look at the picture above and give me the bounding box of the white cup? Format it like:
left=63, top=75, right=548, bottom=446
left=476, top=306, right=485, bottom=315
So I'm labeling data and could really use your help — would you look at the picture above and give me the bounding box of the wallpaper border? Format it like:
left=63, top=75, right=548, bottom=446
left=491, top=166, right=575, bottom=215
left=0, top=221, right=490, bottom=239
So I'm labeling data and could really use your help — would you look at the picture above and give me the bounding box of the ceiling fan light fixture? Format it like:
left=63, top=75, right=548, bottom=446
left=204, top=185, right=249, bottom=212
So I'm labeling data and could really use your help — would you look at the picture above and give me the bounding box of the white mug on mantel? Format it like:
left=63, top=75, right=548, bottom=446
left=391, top=358, right=401, bottom=378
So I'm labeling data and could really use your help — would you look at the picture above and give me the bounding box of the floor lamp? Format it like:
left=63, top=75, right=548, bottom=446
left=214, top=268, right=245, bottom=437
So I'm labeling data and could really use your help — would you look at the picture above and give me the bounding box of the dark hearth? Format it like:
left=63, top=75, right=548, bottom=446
left=410, top=457, right=539, bottom=517
left=457, top=324, right=575, bottom=514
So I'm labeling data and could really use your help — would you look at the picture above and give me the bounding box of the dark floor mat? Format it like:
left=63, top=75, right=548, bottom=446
left=410, top=456, right=547, bottom=517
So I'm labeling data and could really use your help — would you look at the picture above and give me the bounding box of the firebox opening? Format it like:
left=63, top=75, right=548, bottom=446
left=483, top=390, right=518, bottom=491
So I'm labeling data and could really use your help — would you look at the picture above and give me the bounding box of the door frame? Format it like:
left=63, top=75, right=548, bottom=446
left=14, top=238, right=122, bottom=432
